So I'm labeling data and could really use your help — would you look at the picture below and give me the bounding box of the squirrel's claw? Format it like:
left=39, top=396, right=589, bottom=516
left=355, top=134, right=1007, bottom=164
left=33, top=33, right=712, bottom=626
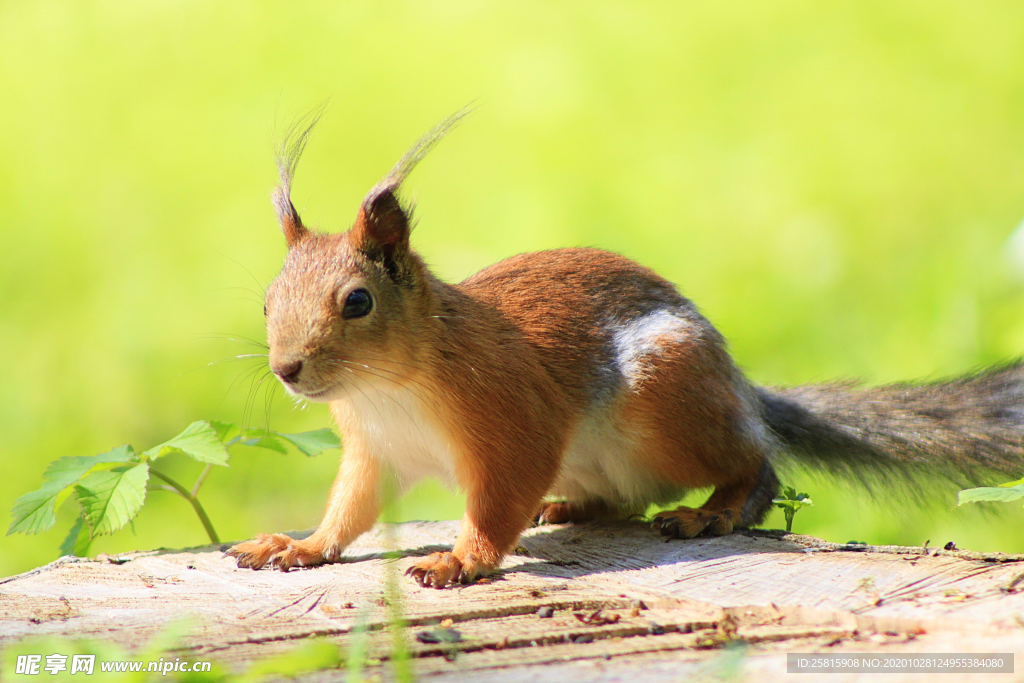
left=652, top=508, right=717, bottom=539
left=652, top=507, right=736, bottom=539
left=224, top=534, right=289, bottom=569
left=406, top=551, right=470, bottom=588
left=225, top=533, right=328, bottom=571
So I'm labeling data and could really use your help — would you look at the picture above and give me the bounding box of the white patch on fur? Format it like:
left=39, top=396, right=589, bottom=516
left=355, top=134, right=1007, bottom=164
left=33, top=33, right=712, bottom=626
left=550, top=308, right=693, bottom=507
left=336, top=384, right=460, bottom=490
left=611, top=308, right=692, bottom=387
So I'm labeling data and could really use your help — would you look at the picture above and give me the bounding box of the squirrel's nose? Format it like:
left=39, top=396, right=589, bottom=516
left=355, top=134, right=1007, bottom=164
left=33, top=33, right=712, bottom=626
left=272, top=359, right=304, bottom=384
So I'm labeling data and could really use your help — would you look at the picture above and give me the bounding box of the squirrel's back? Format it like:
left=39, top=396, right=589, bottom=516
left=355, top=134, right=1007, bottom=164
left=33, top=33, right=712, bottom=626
left=458, top=247, right=727, bottom=405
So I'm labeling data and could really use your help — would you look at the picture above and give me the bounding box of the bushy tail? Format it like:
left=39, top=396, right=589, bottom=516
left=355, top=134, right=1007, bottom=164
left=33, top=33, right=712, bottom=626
left=757, top=361, right=1024, bottom=489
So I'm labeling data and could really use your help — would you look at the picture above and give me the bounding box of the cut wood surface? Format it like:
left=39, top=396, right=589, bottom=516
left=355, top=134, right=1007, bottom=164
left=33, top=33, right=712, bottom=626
left=3, top=521, right=1024, bottom=682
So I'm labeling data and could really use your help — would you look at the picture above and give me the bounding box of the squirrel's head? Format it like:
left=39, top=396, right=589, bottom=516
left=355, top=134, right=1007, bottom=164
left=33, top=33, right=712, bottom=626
left=263, top=108, right=467, bottom=401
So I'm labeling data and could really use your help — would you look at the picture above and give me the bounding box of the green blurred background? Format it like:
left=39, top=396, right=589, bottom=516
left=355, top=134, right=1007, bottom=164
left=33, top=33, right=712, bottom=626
left=3, top=1, right=1024, bottom=578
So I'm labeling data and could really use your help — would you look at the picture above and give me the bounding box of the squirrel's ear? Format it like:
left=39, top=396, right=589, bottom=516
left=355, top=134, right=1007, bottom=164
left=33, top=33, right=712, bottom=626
left=272, top=105, right=326, bottom=248
left=350, top=106, right=472, bottom=257
left=273, top=184, right=308, bottom=247
left=352, top=186, right=410, bottom=255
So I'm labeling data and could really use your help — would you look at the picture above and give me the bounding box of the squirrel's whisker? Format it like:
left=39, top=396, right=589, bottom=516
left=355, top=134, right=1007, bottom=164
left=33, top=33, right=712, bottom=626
left=321, top=359, right=440, bottom=416
left=329, top=359, right=438, bottom=400
left=195, top=333, right=270, bottom=350
left=205, top=354, right=269, bottom=368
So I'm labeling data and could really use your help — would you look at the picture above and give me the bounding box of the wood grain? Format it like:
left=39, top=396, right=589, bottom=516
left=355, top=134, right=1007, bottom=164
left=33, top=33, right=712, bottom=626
left=3, top=521, right=1024, bottom=681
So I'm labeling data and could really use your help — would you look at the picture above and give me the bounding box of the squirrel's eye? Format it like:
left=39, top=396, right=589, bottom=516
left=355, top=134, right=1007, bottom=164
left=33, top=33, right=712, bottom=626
left=342, top=288, right=373, bottom=319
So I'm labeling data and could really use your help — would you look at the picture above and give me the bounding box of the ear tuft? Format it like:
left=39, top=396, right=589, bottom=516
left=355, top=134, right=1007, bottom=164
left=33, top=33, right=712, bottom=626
left=351, top=106, right=473, bottom=256
left=272, top=103, right=327, bottom=247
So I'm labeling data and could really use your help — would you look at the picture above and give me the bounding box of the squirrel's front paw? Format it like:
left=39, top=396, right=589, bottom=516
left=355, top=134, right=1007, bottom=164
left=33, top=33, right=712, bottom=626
left=405, top=551, right=484, bottom=588
left=225, top=533, right=331, bottom=571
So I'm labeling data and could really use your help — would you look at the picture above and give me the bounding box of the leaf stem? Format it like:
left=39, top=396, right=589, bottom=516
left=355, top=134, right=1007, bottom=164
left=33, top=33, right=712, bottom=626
left=149, top=467, right=220, bottom=544
left=151, top=485, right=179, bottom=495
left=191, top=463, right=214, bottom=497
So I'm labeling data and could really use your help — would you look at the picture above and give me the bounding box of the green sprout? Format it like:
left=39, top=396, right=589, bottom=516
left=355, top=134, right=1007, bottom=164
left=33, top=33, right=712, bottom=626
left=772, top=486, right=814, bottom=533
left=7, top=420, right=340, bottom=557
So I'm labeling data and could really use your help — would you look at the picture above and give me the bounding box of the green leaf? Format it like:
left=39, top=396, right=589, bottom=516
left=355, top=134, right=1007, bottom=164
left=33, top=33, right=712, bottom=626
left=998, top=476, right=1024, bottom=488
left=8, top=484, right=67, bottom=535
left=43, top=445, right=137, bottom=487
left=76, top=463, right=150, bottom=536
left=274, top=429, right=341, bottom=457
left=210, top=420, right=239, bottom=443
left=59, top=515, right=92, bottom=557
left=239, top=430, right=289, bottom=454
left=7, top=446, right=136, bottom=536
left=957, top=485, right=1024, bottom=506
left=144, top=421, right=230, bottom=466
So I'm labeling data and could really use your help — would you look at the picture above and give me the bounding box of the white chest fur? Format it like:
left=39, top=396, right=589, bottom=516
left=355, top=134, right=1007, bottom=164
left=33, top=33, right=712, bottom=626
left=333, top=384, right=460, bottom=490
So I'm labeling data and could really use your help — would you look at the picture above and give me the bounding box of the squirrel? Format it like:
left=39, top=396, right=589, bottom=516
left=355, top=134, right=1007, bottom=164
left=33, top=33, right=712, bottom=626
left=227, top=109, right=1024, bottom=587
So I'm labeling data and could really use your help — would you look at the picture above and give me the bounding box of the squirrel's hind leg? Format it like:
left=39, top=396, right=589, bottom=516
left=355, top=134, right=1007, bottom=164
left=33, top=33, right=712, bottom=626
left=652, top=458, right=779, bottom=539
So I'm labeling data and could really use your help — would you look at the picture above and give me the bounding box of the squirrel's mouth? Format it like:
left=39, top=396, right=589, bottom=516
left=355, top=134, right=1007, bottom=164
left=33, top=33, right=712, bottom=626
left=300, top=386, right=334, bottom=400
left=280, top=381, right=338, bottom=402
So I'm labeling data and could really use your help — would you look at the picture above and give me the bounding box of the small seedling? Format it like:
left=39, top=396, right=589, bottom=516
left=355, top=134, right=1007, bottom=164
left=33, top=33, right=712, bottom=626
left=772, top=486, right=814, bottom=532
left=7, top=420, right=340, bottom=557
left=957, top=475, right=1024, bottom=508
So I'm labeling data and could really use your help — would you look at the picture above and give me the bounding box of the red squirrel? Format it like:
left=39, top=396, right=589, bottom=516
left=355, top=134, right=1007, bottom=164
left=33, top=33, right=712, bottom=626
left=227, top=110, right=1024, bottom=587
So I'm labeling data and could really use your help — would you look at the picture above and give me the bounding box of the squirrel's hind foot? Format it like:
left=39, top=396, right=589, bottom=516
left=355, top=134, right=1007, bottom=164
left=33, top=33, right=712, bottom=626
left=535, top=500, right=617, bottom=525
left=652, top=507, right=737, bottom=539
left=534, top=502, right=576, bottom=525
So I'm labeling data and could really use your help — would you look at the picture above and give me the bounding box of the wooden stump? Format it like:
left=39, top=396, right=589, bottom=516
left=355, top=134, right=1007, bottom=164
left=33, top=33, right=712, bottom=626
left=3, top=521, right=1024, bottom=681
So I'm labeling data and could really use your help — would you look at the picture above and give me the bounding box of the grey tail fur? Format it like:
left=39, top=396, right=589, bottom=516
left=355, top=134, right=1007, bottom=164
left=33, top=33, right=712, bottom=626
left=757, top=361, right=1024, bottom=490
